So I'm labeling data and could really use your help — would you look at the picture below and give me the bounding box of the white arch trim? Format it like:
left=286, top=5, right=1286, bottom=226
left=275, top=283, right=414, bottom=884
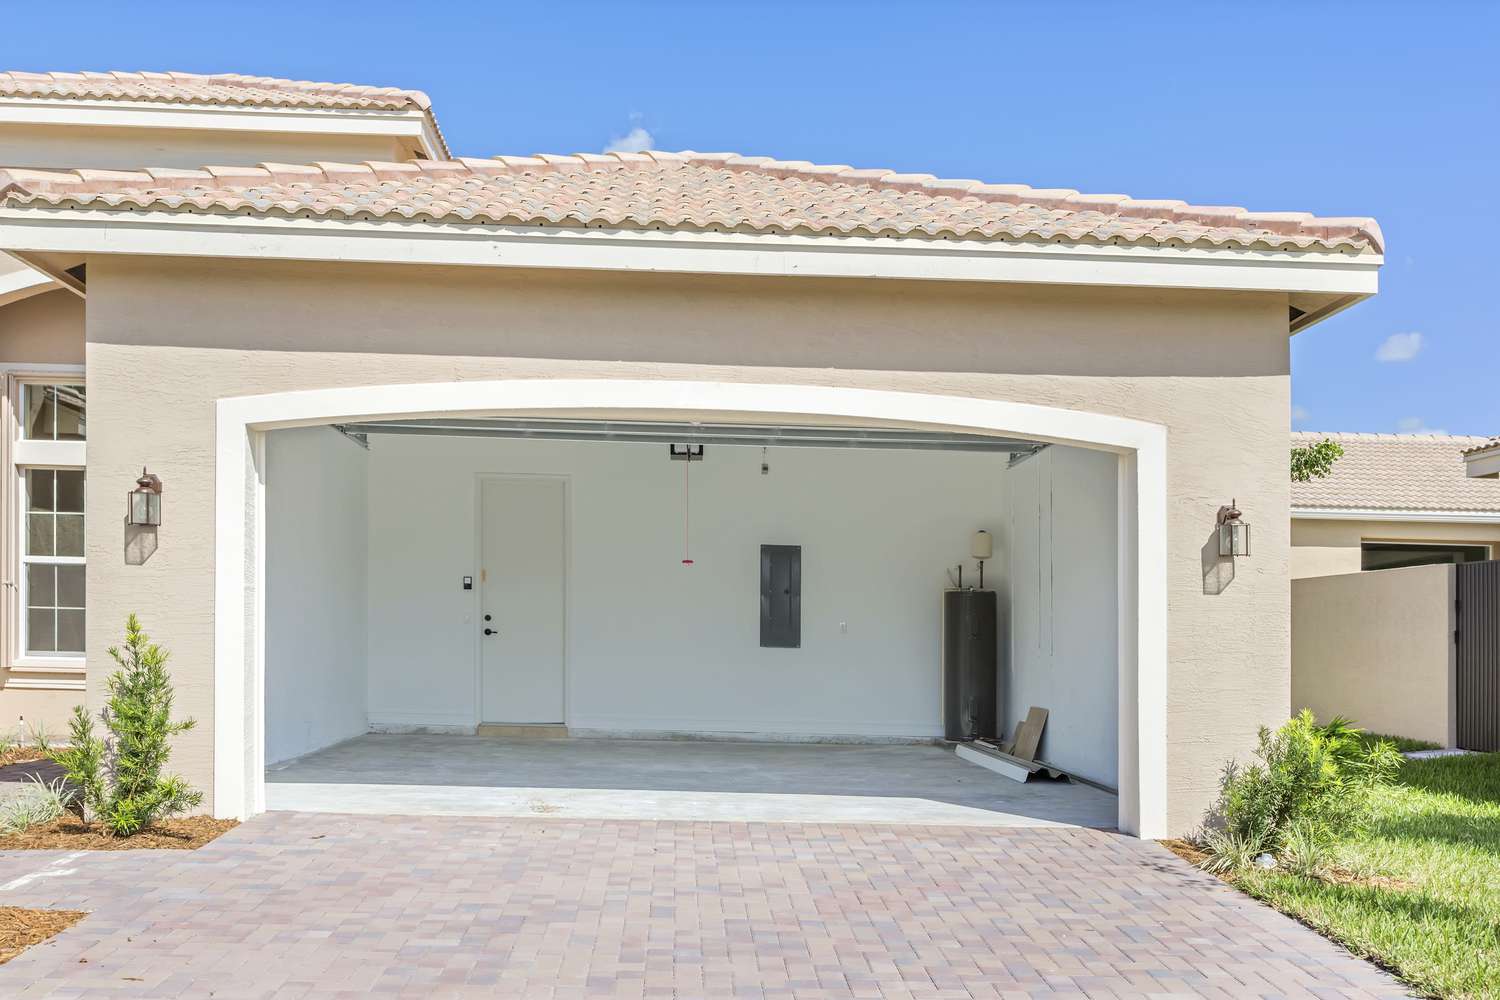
left=215, top=379, right=1168, bottom=836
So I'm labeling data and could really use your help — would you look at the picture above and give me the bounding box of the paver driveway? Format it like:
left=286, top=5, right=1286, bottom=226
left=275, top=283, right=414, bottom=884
left=0, top=812, right=1406, bottom=999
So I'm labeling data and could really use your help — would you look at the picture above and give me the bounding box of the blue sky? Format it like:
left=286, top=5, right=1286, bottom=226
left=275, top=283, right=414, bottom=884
left=6, top=2, right=1496, bottom=435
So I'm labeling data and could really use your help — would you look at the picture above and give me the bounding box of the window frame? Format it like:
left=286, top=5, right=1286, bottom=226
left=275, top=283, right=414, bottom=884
left=3, top=367, right=87, bottom=673
left=19, top=468, right=86, bottom=657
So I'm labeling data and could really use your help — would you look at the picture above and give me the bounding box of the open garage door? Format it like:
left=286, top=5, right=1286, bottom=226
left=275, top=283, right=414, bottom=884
left=261, top=410, right=1121, bottom=824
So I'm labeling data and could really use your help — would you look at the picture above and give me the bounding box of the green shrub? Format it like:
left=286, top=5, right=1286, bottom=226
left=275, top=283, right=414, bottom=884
left=1202, top=710, right=1401, bottom=871
left=49, top=614, right=201, bottom=837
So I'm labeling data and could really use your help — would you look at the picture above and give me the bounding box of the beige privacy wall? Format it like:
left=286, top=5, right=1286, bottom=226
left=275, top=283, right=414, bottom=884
left=82, top=256, right=1294, bottom=834
left=1291, top=564, right=1456, bottom=746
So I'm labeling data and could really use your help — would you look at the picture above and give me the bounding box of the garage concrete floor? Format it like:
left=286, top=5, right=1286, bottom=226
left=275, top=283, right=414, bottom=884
left=265, top=734, right=1118, bottom=828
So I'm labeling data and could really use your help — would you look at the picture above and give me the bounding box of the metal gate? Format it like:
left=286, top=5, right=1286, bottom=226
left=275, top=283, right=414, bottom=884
left=1457, top=560, right=1500, bottom=752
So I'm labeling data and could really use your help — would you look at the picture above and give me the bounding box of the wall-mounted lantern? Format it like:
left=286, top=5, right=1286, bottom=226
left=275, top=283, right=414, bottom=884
left=128, top=468, right=163, bottom=527
left=1217, top=499, right=1249, bottom=557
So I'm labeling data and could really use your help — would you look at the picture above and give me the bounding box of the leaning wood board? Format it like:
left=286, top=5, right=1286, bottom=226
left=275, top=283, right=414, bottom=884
left=1008, top=706, right=1049, bottom=762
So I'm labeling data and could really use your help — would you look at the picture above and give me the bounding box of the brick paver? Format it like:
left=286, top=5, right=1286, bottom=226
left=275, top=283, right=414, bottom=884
left=0, top=812, right=1408, bottom=998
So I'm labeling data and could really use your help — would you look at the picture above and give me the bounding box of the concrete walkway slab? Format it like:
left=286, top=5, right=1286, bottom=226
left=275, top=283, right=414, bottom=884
left=266, top=734, right=1119, bottom=827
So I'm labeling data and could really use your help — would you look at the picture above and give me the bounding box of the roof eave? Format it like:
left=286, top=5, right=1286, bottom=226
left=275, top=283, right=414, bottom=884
left=0, top=205, right=1382, bottom=298
left=1292, top=506, right=1500, bottom=524
left=1464, top=450, right=1500, bottom=479
left=0, top=97, right=446, bottom=159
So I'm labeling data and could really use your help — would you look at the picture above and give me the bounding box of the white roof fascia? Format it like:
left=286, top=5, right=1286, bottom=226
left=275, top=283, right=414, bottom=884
left=0, top=98, right=442, bottom=158
left=0, top=250, right=55, bottom=306
left=1292, top=506, right=1500, bottom=524
left=0, top=208, right=1382, bottom=300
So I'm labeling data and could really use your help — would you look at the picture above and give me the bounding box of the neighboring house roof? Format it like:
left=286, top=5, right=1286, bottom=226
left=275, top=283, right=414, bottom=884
left=0, top=151, right=1381, bottom=253
left=0, top=70, right=450, bottom=158
left=0, top=70, right=433, bottom=112
left=1462, top=437, right=1500, bottom=457
left=1292, top=432, right=1500, bottom=515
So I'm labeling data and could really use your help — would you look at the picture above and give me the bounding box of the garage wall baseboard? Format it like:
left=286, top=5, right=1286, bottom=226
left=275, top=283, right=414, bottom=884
left=568, top=725, right=943, bottom=745
left=368, top=721, right=477, bottom=736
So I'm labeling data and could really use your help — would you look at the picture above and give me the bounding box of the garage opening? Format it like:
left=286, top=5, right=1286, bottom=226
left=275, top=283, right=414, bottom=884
left=259, top=413, right=1121, bottom=828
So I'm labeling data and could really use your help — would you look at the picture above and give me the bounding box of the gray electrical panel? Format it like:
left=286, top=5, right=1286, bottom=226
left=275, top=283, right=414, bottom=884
left=942, top=589, right=997, bottom=741
left=760, top=545, right=801, bottom=648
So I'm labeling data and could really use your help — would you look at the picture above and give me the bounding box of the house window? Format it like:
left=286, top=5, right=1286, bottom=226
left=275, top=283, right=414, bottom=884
left=22, top=468, right=85, bottom=654
left=1361, top=541, right=1490, bottom=572
left=22, top=384, right=86, bottom=441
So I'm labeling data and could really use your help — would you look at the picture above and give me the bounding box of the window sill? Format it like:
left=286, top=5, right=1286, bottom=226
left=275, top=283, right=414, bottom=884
left=1, top=676, right=85, bottom=691
left=8, top=657, right=86, bottom=674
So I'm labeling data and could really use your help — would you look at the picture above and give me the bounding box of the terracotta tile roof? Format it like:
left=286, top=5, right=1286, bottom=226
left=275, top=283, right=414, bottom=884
left=0, top=70, right=449, bottom=159
left=1292, top=432, right=1500, bottom=514
left=0, top=70, right=432, bottom=112
left=0, top=152, right=1382, bottom=253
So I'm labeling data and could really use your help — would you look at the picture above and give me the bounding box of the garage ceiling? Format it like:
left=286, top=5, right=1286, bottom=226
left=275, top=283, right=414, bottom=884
left=334, top=417, right=1046, bottom=456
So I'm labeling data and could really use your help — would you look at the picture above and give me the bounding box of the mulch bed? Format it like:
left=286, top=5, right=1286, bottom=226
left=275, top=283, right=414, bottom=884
left=0, top=907, right=85, bottom=965
left=0, top=816, right=238, bottom=851
left=1160, top=838, right=1413, bottom=891
left=0, top=748, right=50, bottom=768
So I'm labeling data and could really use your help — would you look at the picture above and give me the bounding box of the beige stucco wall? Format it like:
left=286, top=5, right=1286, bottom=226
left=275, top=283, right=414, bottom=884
left=0, top=124, right=411, bottom=172
left=0, top=289, right=85, bottom=365
left=1292, top=517, right=1500, bottom=578
left=82, top=255, right=1295, bottom=834
left=1291, top=564, right=1455, bottom=746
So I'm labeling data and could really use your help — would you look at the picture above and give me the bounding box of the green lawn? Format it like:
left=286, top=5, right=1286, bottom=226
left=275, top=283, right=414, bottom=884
left=1232, top=750, right=1500, bottom=999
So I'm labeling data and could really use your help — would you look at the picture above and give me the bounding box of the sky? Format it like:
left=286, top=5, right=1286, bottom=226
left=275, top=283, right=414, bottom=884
left=4, top=1, right=1496, bottom=436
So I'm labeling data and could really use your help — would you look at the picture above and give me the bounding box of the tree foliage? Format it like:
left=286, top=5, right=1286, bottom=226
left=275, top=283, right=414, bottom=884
left=50, top=614, right=201, bottom=837
left=1290, top=438, right=1344, bottom=482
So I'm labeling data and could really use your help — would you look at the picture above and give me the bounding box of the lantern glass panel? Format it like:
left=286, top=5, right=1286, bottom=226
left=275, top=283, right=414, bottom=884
left=1219, top=520, right=1251, bottom=557
left=129, top=490, right=161, bottom=527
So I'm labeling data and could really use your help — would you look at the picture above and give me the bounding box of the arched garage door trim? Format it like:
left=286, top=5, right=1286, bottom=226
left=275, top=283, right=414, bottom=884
left=214, top=379, right=1168, bottom=836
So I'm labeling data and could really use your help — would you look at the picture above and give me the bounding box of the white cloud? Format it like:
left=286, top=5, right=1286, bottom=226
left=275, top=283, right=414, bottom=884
left=1291, top=404, right=1310, bottom=424
left=1375, top=331, right=1424, bottom=362
left=1397, top=416, right=1447, bottom=435
left=604, top=126, right=654, bottom=154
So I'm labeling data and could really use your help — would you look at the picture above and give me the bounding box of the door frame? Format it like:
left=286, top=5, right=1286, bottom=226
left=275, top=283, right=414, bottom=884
left=219, top=378, right=1167, bottom=836
left=472, top=472, right=571, bottom=728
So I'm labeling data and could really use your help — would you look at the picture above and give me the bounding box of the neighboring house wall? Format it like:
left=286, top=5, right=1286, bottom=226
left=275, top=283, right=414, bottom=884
left=0, top=124, right=411, bottom=171
left=361, top=432, right=1009, bottom=740
left=264, top=426, right=368, bottom=765
left=83, top=255, right=1293, bottom=834
left=1291, top=518, right=1500, bottom=578
left=1000, top=445, right=1119, bottom=788
left=1291, top=564, right=1456, bottom=746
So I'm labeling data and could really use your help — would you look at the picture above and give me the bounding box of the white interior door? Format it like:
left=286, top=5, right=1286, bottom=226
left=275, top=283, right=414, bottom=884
left=480, top=477, right=565, bottom=723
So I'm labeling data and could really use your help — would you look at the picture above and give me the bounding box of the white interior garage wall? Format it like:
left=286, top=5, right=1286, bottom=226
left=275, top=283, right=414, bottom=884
left=364, top=434, right=1008, bottom=738
left=1000, top=446, right=1119, bottom=787
left=264, top=427, right=369, bottom=764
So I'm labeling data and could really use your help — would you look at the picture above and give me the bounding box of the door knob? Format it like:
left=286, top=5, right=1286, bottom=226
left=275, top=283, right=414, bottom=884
left=483, top=628, right=496, bottom=636
left=484, top=614, right=492, bottom=622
